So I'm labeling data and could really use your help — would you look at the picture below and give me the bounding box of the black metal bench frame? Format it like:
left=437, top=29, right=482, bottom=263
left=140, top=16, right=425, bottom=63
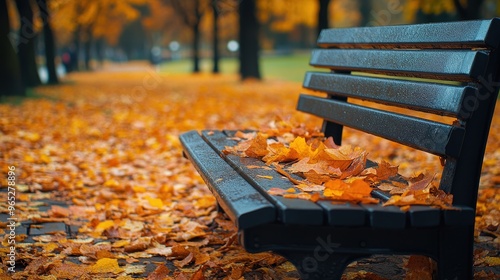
left=180, top=19, right=500, bottom=280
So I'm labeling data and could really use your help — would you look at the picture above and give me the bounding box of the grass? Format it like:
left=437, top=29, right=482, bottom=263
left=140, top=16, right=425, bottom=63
left=0, top=88, right=49, bottom=105
left=159, top=52, right=325, bottom=82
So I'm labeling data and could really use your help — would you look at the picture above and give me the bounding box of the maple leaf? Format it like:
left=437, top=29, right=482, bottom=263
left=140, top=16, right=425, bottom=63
left=323, top=179, right=378, bottom=204
left=289, top=136, right=317, bottom=159
left=409, top=173, right=435, bottom=191
left=262, top=142, right=299, bottom=164
left=244, top=132, right=269, bottom=157
left=339, top=150, right=368, bottom=179
left=316, top=145, right=362, bottom=170
left=376, top=160, right=399, bottom=180
left=288, top=157, right=342, bottom=176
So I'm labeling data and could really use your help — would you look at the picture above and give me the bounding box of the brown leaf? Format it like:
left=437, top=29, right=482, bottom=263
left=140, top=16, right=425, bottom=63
left=409, top=173, right=435, bottom=191
left=245, top=132, right=269, bottom=157
left=146, top=264, right=170, bottom=280
left=376, top=160, right=399, bottom=180
left=404, top=255, right=433, bottom=280
left=174, top=252, right=194, bottom=267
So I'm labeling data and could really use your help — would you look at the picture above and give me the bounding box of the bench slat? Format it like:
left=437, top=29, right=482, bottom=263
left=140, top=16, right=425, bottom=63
left=309, top=49, right=489, bottom=81
left=303, top=72, right=478, bottom=118
left=317, top=202, right=367, bottom=226
left=406, top=206, right=441, bottom=227
left=297, top=95, right=465, bottom=158
left=201, top=130, right=326, bottom=225
left=318, top=18, right=500, bottom=49
left=362, top=204, right=407, bottom=229
left=179, top=131, right=276, bottom=229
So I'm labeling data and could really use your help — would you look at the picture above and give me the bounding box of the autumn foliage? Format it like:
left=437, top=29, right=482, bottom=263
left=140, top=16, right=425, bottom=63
left=223, top=120, right=453, bottom=209
left=0, top=69, right=499, bottom=279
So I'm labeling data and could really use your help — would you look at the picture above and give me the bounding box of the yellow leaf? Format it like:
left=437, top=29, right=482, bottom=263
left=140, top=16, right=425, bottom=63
left=24, top=154, right=35, bottom=163
left=257, top=175, right=273, bottom=180
left=132, top=185, right=147, bottom=193
left=18, top=131, right=41, bottom=142
left=112, top=240, right=131, bottom=248
left=484, top=256, right=500, bottom=266
left=147, top=197, right=164, bottom=209
left=90, top=258, right=124, bottom=274
left=40, top=153, right=51, bottom=164
left=289, top=136, right=315, bottom=158
left=103, top=179, right=120, bottom=188
left=95, top=220, right=115, bottom=232
left=43, top=243, right=59, bottom=253
left=194, top=195, right=216, bottom=209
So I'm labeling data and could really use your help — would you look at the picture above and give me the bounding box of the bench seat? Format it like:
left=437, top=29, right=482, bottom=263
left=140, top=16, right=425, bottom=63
left=181, top=129, right=476, bottom=230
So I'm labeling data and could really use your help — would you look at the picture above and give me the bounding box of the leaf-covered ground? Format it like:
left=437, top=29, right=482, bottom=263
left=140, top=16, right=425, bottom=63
left=1, top=66, right=499, bottom=279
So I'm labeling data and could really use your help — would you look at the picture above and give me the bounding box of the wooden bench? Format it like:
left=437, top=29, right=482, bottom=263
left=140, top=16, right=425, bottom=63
left=179, top=19, right=500, bottom=279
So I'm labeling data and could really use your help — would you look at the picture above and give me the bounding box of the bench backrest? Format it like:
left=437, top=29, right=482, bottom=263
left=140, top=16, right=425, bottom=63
left=299, top=19, right=500, bottom=210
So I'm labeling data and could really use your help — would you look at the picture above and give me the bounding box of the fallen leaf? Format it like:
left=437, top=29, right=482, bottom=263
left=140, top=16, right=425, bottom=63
left=90, top=258, right=124, bottom=274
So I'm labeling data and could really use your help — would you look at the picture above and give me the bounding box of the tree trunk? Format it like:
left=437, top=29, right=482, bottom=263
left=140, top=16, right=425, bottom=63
left=192, top=22, right=200, bottom=73
left=15, top=0, right=41, bottom=87
left=72, top=25, right=81, bottom=71
left=239, top=0, right=260, bottom=80
left=453, top=0, right=484, bottom=20
left=84, top=27, right=93, bottom=71
left=0, top=0, right=24, bottom=96
left=212, top=1, right=220, bottom=74
left=317, top=0, right=331, bottom=37
left=38, top=0, right=59, bottom=84
left=95, top=38, right=104, bottom=69
left=359, top=0, right=372, bottom=26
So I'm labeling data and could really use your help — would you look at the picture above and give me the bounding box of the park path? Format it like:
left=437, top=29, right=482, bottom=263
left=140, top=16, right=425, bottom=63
left=0, top=68, right=498, bottom=279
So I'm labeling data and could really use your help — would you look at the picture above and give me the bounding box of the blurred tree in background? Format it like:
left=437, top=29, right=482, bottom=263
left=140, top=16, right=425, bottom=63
left=0, top=0, right=24, bottom=97
left=38, top=0, right=58, bottom=84
left=15, top=0, right=41, bottom=87
left=1, top=0, right=500, bottom=87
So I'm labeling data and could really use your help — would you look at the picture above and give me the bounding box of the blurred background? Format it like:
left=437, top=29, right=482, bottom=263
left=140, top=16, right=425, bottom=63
left=2, top=0, right=500, bottom=96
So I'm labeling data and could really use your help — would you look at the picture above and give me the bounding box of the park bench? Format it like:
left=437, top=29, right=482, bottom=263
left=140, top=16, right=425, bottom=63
left=179, top=18, right=500, bottom=279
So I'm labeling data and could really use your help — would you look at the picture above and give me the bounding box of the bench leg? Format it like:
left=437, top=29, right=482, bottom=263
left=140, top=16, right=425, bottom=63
left=437, top=226, right=474, bottom=280
left=276, top=250, right=368, bottom=280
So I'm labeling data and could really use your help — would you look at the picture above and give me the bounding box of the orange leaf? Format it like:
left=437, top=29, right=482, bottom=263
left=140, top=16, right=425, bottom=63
left=289, top=136, right=315, bottom=159
left=263, top=142, right=299, bottom=164
left=245, top=132, right=269, bottom=157
left=95, top=220, right=115, bottom=232
left=376, top=160, right=399, bottom=180
left=324, top=179, right=349, bottom=198
left=349, top=179, right=373, bottom=196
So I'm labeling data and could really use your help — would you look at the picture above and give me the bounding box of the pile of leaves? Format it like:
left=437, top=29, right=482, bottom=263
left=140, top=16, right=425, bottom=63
left=223, top=119, right=453, bottom=210
left=0, top=68, right=498, bottom=279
